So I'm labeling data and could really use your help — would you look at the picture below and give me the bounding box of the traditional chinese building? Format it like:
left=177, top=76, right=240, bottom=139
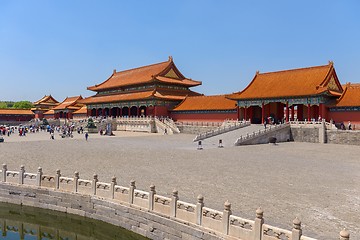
left=31, top=95, right=59, bottom=119
left=328, top=83, right=360, bottom=125
left=227, top=62, right=343, bottom=123
left=0, top=109, right=35, bottom=123
left=80, top=57, right=202, bottom=117
left=50, top=96, right=83, bottom=119
left=72, top=105, right=88, bottom=119
left=171, top=95, right=237, bottom=122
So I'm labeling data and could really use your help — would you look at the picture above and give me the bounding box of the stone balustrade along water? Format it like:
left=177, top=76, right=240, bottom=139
left=0, top=165, right=350, bottom=240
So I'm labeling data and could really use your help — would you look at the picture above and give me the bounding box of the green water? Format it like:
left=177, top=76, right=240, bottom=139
left=0, top=202, right=149, bottom=240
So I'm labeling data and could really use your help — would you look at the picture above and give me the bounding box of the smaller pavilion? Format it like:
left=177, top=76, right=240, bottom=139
left=0, top=109, right=35, bottom=123
left=81, top=57, right=202, bottom=117
left=171, top=95, right=237, bottom=122
left=72, top=106, right=88, bottom=119
left=227, top=62, right=343, bottom=123
left=31, top=95, right=59, bottom=119
left=50, top=96, right=83, bottom=119
left=328, top=83, right=360, bottom=125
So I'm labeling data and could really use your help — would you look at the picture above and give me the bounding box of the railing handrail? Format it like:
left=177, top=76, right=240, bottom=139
left=0, top=164, right=347, bottom=240
left=235, top=123, right=289, bottom=145
left=194, top=120, right=251, bottom=142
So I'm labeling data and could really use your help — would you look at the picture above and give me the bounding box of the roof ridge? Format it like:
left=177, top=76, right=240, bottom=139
left=115, top=60, right=169, bottom=74
left=258, top=63, right=331, bottom=75
left=188, top=94, right=228, bottom=98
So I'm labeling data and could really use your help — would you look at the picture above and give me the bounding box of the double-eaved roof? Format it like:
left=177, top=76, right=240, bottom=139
left=87, top=57, right=201, bottom=92
left=81, top=89, right=200, bottom=105
left=172, top=95, right=236, bottom=111
left=228, top=62, right=343, bottom=100
left=53, top=96, right=83, bottom=111
left=33, top=95, right=59, bottom=106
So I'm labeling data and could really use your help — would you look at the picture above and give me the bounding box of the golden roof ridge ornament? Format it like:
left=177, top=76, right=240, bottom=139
left=168, top=56, right=173, bottom=61
left=328, top=60, right=334, bottom=66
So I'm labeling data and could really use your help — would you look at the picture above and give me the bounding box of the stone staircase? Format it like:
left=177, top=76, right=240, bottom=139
left=193, top=120, right=251, bottom=142
left=161, top=118, right=180, bottom=134
left=195, top=124, right=263, bottom=148
left=234, top=123, right=290, bottom=146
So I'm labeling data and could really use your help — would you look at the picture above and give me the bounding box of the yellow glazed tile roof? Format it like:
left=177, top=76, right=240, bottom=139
left=228, top=62, right=342, bottom=100
left=173, top=95, right=236, bottom=111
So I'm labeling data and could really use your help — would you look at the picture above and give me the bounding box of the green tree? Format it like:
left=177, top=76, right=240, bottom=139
left=6, top=101, right=14, bottom=108
left=0, top=102, right=7, bottom=109
left=12, top=101, right=33, bottom=109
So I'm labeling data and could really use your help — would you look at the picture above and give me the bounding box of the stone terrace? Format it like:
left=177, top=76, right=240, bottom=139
left=0, top=131, right=359, bottom=239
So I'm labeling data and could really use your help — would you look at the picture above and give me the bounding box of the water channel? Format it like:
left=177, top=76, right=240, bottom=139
left=0, top=202, right=149, bottom=240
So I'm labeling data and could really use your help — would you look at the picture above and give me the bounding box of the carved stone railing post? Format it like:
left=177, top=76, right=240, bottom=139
left=55, top=169, right=61, bottom=189
left=254, top=207, right=264, bottom=240
left=340, top=229, right=350, bottom=240
left=110, top=176, right=116, bottom=199
left=1, top=219, right=6, bottom=236
left=195, top=195, right=204, bottom=225
left=2, top=164, right=7, bottom=182
left=292, top=217, right=302, bottom=240
left=74, top=171, right=79, bottom=193
left=129, top=180, right=136, bottom=204
left=92, top=174, right=98, bottom=195
left=222, top=201, right=232, bottom=235
left=36, top=167, right=42, bottom=187
left=19, top=165, right=25, bottom=184
left=170, top=189, right=178, bottom=217
left=19, top=222, right=24, bottom=239
left=149, top=185, right=156, bottom=211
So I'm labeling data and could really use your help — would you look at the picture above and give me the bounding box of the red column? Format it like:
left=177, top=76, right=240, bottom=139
left=137, top=107, right=140, bottom=117
left=291, top=105, right=294, bottom=120
left=119, top=108, right=122, bottom=117
left=236, top=106, right=240, bottom=120
left=285, top=102, right=289, bottom=122
left=319, top=103, right=327, bottom=121
left=297, top=105, right=303, bottom=120
left=154, top=106, right=157, bottom=117
left=96, top=109, right=98, bottom=117
left=261, top=103, right=265, bottom=124
left=244, top=107, right=247, bottom=121
left=307, top=104, right=311, bottom=121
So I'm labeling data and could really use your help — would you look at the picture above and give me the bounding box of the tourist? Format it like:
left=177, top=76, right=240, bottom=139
left=85, top=132, right=88, bottom=141
left=348, top=121, right=352, bottom=130
left=264, top=118, right=267, bottom=129
left=50, top=131, right=54, bottom=140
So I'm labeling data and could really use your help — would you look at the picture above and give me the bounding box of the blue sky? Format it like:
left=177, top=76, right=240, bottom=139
left=0, top=1, right=359, bottom=102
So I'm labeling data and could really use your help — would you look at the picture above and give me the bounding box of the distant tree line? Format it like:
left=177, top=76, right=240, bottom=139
left=0, top=101, right=33, bottom=109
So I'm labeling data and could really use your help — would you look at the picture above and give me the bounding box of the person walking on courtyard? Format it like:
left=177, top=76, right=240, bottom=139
left=85, top=132, right=89, bottom=141
left=264, top=118, right=267, bottom=129
left=348, top=121, right=352, bottom=130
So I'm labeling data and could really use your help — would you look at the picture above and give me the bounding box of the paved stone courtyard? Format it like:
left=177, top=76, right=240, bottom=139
left=1, top=131, right=359, bottom=239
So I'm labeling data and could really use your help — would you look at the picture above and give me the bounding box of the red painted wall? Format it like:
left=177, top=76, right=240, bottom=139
left=171, top=112, right=238, bottom=122
left=327, top=111, right=360, bottom=126
left=154, top=106, right=170, bottom=117
left=0, top=115, right=34, bottom=122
